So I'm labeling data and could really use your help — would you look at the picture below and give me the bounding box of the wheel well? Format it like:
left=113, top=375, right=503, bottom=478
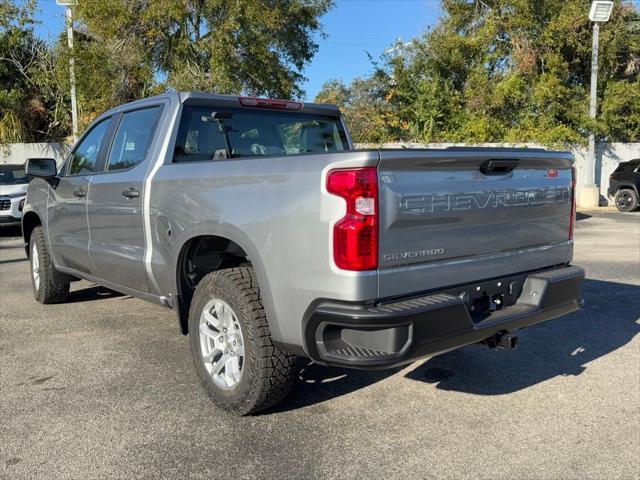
left=22, top=212, right=42, bottom=257
left=176, top=235, right=249, bottom=334
left=615, top=184, right=639, bottom=195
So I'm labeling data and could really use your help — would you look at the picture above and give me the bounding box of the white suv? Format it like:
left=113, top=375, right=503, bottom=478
left=0, top=164, right=30, bottom=227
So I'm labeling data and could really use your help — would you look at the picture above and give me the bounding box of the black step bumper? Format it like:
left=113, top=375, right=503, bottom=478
left=303, top=266, right=585, bottom=369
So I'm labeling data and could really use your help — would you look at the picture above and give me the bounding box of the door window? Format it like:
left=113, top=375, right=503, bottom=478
left=68, top=118, right=111, bottom=175
left=106, top=107, right=162, bottom=171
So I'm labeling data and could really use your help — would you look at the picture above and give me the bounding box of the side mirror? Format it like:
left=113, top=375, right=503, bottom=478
left=25, top=158, right=57, bottom=178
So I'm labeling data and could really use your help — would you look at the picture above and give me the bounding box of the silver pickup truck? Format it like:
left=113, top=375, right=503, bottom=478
left=23, top=93, right=584, bottom=414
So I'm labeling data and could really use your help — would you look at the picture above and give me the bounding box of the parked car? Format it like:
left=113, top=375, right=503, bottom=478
left=0, top=164, right=31, bottom=227
left=22, top=93, right=585, bottom=415
left=608, top=159, right=640, bottom=212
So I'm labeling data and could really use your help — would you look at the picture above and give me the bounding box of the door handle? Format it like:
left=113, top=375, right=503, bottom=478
left=122, top=188, right=140, bottom=199
left=72, top=189, right=86, bottom=198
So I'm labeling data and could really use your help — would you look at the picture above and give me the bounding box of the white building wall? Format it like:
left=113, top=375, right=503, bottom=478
left=0, top=143, right=69, bottom=167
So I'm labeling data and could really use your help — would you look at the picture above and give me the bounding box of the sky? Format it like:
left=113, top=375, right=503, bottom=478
left=31, top=0, right=441, bottom=101
left=300, top=0, right=441, bottom=99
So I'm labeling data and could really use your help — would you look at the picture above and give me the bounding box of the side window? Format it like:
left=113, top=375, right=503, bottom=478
left=68, top=118, right=111, bottom=175
left=106, top=107, right=162, bottom=171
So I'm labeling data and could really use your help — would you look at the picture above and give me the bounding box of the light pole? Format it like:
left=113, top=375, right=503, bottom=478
left=56, top=1, right=78, bottom=143
left=581, top=1, right=613, bottom=208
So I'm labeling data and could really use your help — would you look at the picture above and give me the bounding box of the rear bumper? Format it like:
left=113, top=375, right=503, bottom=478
left=303, top=265, right=585, bottom=369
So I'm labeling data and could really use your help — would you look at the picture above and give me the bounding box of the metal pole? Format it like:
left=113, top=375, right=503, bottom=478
left=66, top=7, right=78, bottom=143
left=587, top=22, right=600, bottom=187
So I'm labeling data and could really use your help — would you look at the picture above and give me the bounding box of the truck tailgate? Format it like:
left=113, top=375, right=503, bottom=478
left=377, top=148, right=574, bottom=298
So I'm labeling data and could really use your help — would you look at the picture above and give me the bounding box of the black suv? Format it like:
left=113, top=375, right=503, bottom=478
left=608, top=159, right=640, bottom=212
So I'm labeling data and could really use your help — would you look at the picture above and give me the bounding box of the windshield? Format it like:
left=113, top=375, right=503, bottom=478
left=0, top=166, right=30, bottom=186
left=173, top=106, right=349, bottom=162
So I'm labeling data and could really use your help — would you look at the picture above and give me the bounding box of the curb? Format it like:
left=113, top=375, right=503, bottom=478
left=577, top=206, right=618, bottom=213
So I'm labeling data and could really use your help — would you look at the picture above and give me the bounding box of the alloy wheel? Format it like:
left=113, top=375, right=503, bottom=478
left=31, top=242, right=40, bottom=291
left=198, top=299, right=245, bottom=390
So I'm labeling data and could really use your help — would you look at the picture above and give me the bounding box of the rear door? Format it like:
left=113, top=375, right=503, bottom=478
left=47, top=117, right=113, bottom=273
left=87, top=105, right=163, bottom=293
left=377, top=148, right=574, bottom=296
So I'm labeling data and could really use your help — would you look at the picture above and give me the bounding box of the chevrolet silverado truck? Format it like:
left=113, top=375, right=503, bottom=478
left=22, top=93, right=584, bottom=415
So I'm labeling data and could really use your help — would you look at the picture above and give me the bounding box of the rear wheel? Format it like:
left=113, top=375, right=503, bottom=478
left=29, top=226, right=70, bottom=304
left=614, top=189, right=638, bottom=212
left=189, top=267, right=296, bottom=415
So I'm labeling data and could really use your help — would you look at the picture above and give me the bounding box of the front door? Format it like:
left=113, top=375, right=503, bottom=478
left=87, top=106, right=163, bottom=293
left=47, top=117, right=112, bottom=274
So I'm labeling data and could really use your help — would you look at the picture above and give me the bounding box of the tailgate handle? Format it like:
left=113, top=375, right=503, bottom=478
left=480, top=159, right=519, bottom=175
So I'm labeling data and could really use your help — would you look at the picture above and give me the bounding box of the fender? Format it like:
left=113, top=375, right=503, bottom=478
left=168, top=220, right=281, bottom=341
left=614, top=182, right=639, bottom=195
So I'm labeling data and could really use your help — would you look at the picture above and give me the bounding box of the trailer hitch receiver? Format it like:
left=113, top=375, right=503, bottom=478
left=483, top=330, right=519, bottom=350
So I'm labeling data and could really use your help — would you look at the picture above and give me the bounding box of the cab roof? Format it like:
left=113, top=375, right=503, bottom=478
left=110, top=92, right=341, bottom=117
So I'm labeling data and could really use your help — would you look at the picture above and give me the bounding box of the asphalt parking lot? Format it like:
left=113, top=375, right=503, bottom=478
left=1, top=211, right=638, bottom=480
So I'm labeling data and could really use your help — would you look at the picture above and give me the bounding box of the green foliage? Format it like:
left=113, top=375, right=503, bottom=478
left=315, top=77, right=402, bottom=144
left=74, top=0, right=333, bottom=99
left=600, top=79, right=640, bottom=142
left=317, top=0, right=640, bottom=146
left=54, top=30, right=156, bottom=129
left=2, top=0, right=332, bottom=142
left=0, top=0, right=67, bottom=143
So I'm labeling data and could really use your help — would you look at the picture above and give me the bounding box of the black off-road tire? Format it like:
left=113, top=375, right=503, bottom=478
left=29, top=226, right=70, bottom=304
left=614, top=189, right=638, bottom=212
left=189, top=267, right=296, bottom=415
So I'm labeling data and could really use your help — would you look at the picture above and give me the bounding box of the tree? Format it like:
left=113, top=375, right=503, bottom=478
left=0, top=0, right=67, bottom=143
left=73, top=0, right=333, bottom=99
left=2, top=0, right=334, bottom=142
left=53, top=28, right=156, bottom=130
left=318, top=0, right=640, bottom=146
left=315, top=76, right=402, bottom=144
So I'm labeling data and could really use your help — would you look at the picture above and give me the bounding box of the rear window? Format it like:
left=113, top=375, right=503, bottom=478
left=613, top=163, right=628, bottom=174
left=173, top=106, right=349, bottom=162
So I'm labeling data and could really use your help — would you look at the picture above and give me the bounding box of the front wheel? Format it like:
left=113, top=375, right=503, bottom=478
left=614, top=188, right=638, bottom=212
left=189, top=267, right=296, bottom=415
left=29, top=226, right=70, bottom=304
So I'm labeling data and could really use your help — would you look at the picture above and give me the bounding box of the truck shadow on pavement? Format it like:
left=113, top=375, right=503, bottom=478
left=275, top=279, right=639, bottom=411
left=404, top=279, right=639, bottom=395
left=272, top=361, right=400, bottom=413
left=65, top=285, right=125, bottom=303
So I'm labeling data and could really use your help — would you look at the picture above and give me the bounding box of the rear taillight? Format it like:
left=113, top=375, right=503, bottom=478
left=569, top=165, right=576, bottom=240
left=326, top=168, right=378, bottom=271
left=239, top=96, right=303, bottom=110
